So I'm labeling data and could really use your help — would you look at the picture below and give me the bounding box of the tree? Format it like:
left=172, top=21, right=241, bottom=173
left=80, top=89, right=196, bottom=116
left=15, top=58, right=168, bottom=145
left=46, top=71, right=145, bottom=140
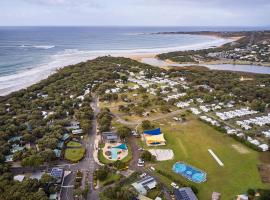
left=141, top=150, right=154, bottom=161
left=247, top=188, right=256, bottom=199
left=117, top=126, right=131, bottom=139
left=96, top=166, right=109, bottom=181
left=141, top=120, right=154, bottom=130
left=40, top=173, right=55, bottom=185
left=21, top=154, right=44, bottom=168
left=250, top=99, right=266, bottom=112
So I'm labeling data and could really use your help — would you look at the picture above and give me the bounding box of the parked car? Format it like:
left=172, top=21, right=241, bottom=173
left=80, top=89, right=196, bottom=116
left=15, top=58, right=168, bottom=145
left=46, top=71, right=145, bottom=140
left=150, top=166, right=155, bottom=171
left=138, top=158, right=145, bottom=164
left=140, top=173, right=147, bottom=178
left=138, top=148, right=144, bottom=151
left=171, top=182, right=179, bottom=189
left=137, top=163, right=144, bottom=167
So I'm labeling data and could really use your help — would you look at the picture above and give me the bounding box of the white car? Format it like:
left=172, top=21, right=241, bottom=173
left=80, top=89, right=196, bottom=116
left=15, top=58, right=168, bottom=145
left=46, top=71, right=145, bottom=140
left=140, top=173, right=147, bottom=178
left=150, top=166, right=155, bottom=171
left=138, top=158, right=145, bottom=164
left=171, top=182, right=179, bottom=189
left=137, top=163, right=144, bottom=167
left=138, top=148, right=144, bottom=151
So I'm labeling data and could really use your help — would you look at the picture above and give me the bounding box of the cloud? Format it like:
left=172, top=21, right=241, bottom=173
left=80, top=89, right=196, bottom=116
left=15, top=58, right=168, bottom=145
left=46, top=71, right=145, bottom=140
left=1, top=0, right=270, bottom=26
left=23, top=0, right=100, bottom=7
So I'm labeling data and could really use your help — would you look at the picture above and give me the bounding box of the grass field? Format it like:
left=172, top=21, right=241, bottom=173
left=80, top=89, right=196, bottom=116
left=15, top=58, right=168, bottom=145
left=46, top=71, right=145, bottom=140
left=139, top=116, right=269, bottom=200
left=64, top=147, right=86, bottom=162
left=66, top=141, right=82, bottom=148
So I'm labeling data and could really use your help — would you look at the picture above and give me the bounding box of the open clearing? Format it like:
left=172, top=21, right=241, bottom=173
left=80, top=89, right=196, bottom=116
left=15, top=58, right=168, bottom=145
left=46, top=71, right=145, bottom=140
left=149, top=149, right=174, bottom=161
left=139, top=116, right=269, bottom=199
left=231, top=144, right=250, bottom=154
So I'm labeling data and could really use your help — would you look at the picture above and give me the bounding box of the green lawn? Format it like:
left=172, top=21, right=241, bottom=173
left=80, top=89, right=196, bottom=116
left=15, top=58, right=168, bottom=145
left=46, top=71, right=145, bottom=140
left=66, top=141, right=82, bottom=148
left=64, top=147, right=85, bottom=162
left=141, top=116, right=269, bottom=200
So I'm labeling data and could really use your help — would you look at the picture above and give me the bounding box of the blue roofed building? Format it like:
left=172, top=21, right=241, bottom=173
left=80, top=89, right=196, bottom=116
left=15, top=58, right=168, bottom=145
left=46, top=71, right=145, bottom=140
left=174, top=187, right=198, bottom=200
left=50, top=168, right=64, bottom=184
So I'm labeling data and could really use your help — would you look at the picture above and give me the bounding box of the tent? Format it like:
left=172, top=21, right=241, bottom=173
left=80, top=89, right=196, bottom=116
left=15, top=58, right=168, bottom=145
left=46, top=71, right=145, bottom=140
left=145, top=134, right=166, bottom=146
left=143, top=128, right=161, bottom=135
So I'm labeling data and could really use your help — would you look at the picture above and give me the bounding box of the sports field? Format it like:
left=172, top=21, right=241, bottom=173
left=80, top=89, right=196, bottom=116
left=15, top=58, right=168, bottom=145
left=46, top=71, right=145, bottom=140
left=142, top=116, right=269, bottom=199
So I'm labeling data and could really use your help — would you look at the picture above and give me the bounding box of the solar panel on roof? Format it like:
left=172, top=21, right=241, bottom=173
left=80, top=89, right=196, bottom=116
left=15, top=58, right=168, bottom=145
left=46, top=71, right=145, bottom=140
left=51, top=168, right=63, bottom=178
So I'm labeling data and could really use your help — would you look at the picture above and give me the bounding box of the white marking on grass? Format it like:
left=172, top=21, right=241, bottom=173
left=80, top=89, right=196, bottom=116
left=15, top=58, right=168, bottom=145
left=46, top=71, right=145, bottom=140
left=208, top=149, right=224, bottom=167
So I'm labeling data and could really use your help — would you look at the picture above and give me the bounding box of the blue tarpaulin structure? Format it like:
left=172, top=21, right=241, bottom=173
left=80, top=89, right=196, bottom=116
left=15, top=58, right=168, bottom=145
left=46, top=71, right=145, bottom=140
left=143, top=128, right=161, bottom=135
left=112, top=143, right=127, bottom=150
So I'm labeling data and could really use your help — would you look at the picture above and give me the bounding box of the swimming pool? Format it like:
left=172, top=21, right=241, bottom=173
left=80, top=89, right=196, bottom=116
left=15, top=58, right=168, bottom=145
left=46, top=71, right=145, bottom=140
left=110, top=148, right=120, bottom=160
left=172, top=162, right=206, bottom=183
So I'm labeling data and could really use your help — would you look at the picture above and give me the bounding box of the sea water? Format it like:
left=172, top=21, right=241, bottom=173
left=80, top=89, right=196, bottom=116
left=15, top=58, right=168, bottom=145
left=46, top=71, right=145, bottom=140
left=0, top=26, right=268, bottom=95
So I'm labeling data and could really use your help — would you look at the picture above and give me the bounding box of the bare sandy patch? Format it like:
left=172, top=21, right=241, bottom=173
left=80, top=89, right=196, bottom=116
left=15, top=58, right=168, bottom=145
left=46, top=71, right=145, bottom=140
left=231, top=144, right=250, bottom=154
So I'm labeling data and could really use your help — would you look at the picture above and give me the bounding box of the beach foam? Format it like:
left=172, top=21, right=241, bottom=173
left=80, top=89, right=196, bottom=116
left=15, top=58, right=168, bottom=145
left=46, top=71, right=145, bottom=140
left=0, top=37, right=232, bottom=96
left=19, top=45, right=55, bottom=49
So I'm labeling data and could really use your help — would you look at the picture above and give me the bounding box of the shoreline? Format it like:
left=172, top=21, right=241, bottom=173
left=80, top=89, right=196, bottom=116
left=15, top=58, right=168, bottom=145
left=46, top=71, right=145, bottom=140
left=0, top=34, right=233, bottom=96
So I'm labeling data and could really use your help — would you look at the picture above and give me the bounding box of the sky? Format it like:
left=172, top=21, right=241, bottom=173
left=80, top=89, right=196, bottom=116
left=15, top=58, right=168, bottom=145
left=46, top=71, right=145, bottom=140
left=1, top=0, right=270, bottom=26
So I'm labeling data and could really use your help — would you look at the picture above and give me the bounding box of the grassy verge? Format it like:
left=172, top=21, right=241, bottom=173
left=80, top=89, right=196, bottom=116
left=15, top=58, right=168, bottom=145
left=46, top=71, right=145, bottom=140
left=64, top=147, right=86, bottom=162
left=66, top=141, right=82, bottom=148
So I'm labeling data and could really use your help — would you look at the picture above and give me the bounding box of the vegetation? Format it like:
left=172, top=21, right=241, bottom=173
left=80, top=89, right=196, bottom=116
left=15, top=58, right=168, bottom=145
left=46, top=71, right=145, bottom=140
left=64, top=147, right=85, bottom=162
left=141, top=150, right=155, bottom=161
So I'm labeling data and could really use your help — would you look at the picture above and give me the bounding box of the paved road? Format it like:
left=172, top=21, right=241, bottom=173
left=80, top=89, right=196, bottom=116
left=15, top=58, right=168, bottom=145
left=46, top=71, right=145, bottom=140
left=60, top=95, right=100, bottom=200
left=114, top=109, right=184, bottom=126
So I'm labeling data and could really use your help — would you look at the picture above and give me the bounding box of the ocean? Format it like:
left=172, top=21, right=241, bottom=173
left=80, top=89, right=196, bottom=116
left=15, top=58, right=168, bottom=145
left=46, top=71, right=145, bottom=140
left=0, top=26, right=269, bottom=95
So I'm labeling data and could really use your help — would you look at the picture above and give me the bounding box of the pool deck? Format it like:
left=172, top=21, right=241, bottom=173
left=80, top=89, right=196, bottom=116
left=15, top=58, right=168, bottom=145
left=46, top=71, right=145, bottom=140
left=102, top=143, right=128, bottom=161
left=208, top=149, right=224, bottom=167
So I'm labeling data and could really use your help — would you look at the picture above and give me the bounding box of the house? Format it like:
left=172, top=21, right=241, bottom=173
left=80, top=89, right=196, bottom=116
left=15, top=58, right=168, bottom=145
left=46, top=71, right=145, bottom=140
left=14, top=175, right=25, bottom=182
left=132, top=176, right=157, bottom=195
left=61, top=133, right=70, bottom=142
left=5, top=155, right=13, bottom=162
left=101, top=132, right=119, bottom=143
left=72, top=129, right=83, bottom=135
left=53, top=149, right=62, bottom=158
left=8, top=136, right=22, bottom=143
left=50, top=168, right=64, bottom=184
left=174, top=187, right=198, bottom=200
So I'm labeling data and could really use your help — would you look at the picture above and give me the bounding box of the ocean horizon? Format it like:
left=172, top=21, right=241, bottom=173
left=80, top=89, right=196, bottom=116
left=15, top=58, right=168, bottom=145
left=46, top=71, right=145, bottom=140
left=0, top=26, right=269, bottom=96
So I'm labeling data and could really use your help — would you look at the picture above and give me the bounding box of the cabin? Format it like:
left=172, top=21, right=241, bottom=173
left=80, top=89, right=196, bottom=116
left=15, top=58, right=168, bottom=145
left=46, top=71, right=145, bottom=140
left=101, top=132, right=119, bottom=143
left=132, top=176, right=157, bottom=195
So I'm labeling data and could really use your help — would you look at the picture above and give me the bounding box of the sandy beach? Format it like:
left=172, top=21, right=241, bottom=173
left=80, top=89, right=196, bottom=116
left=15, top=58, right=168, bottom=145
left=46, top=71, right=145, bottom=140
left=0, top=34, right=235, bottom=96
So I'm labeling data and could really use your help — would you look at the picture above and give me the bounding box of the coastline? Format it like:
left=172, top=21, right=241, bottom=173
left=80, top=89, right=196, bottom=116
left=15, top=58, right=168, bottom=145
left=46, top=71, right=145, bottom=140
left=0, top=34, right=233, bottom=96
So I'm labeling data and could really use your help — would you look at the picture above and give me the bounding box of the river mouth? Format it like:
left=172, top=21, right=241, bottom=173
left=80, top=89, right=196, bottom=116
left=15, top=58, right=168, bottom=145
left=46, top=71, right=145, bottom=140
left=141, top=57, right=270, bottom=75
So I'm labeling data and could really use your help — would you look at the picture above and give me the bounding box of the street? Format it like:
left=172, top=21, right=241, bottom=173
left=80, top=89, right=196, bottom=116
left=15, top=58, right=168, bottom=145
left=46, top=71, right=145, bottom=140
left=61, top=94, right=100, bottom=200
